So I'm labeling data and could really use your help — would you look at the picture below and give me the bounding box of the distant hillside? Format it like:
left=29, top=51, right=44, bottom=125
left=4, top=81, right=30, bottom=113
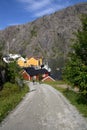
left=0, top=2, right=87, bottom=72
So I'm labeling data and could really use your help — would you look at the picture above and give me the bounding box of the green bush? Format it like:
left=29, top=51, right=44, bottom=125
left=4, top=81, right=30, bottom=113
left=5, top=61, right=22, bottom=83
left=0, top=82, right=29, bottom=122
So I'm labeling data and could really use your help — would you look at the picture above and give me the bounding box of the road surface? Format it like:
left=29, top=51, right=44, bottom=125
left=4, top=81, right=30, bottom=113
left=0, top=82, right=87, bottom=130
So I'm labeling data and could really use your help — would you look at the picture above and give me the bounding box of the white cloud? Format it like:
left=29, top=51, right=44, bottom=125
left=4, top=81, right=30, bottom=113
left=35, top=8, right=54, bottom=17
left=30, top=0, right=51, bottom=10
left=18, top=0, right=52, bottom=10
left=8, top=23, right=20, bottom=26
left=18, top=0, right=71, bottom=18
left=23, top=0, right=52, bottom=12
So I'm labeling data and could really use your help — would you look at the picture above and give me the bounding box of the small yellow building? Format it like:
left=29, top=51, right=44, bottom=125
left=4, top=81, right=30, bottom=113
left=27, top=57, right=42, bottom=67
left=17, top=57, right=26, bottom=67
left=17, top=56, right=42, bottom=67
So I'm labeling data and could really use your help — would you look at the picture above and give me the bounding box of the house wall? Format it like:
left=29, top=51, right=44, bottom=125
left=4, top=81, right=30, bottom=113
left=17, top=59, right=25, bottom=67
left=42, top=73, right=48, bottom=78
left=17, top=57, right=42, bottom=67
left=22, top=71, right=49, bottom=82
left=22, top=71, right=30, bottom=80
left=42, top=77, right=52, bottom=82
left=42, top=76, right=55, bottom=82
left=27, top=57, right=38, bottom=66
left=39, top=58, right=42, bottom=66
left=26, top=57, right=42, bottom=67
left=17, top=57, right=28, bottom=67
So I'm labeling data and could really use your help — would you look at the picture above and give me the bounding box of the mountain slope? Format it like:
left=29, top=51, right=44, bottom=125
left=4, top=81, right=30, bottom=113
left=0, top=2, right=87, bottom=67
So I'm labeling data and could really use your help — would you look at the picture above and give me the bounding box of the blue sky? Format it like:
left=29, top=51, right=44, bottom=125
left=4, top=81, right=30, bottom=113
left=0, top=0, right=87, bottom=30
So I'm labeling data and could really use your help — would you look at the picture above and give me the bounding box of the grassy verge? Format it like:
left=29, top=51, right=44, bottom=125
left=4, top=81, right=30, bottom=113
left=45, top=81, right=87, bottom=117
left=0, top=82, right=29, bottom=122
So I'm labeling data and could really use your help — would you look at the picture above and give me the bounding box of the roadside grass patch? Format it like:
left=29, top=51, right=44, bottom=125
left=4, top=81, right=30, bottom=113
left=0, top=82, right=29, bottom=122
left=45, top=81, right=87, bottom=117
left=63, top=90, right=87, bottom=117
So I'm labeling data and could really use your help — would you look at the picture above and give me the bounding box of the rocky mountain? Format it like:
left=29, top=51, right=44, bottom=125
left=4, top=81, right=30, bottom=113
left=0, top=2, right=87, bottom=70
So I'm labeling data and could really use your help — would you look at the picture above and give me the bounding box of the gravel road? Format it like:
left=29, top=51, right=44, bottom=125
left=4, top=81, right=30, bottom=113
left=0, top=82, right=87, bottom=130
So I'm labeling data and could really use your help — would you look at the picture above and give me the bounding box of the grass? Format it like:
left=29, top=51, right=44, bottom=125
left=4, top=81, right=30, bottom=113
left=45, top=80, right=87, bottom=117
left=0, top=82, right=29, bottom=122
left=63, top=90, right=87, bottom=117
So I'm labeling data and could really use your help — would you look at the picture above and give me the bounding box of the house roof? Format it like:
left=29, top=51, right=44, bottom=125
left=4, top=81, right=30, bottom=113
left=17, top=57, right=26, bottom=62
left=24, top=67, right=49, bottom=76
left=27, top=56, right=42, bottom=60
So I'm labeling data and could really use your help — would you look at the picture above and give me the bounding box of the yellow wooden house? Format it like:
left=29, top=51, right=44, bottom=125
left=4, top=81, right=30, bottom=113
left=17, top=56, right=42, bottom=67
left=26, top=57, right=42, bottom=67
left=17, top=57, right=27, bottom=67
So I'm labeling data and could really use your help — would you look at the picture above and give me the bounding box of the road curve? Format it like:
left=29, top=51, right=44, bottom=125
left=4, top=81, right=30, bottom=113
left=0, top=82, right=87, bottom=130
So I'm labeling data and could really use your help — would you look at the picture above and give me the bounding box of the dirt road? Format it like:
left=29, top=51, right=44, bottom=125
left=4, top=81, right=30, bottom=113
left=0, top=82, right=87, bottom=130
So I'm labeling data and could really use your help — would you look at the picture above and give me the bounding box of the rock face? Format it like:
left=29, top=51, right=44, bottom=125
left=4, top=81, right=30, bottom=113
left=0, top=2, right=87, bottom=68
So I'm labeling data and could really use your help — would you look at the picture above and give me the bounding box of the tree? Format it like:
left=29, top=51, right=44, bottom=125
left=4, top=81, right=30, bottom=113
left=5, top=61, right=21, bottom=83
left=0, top=42, right=6, bottom=90
left=63, top=14, right=87, bottom=98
